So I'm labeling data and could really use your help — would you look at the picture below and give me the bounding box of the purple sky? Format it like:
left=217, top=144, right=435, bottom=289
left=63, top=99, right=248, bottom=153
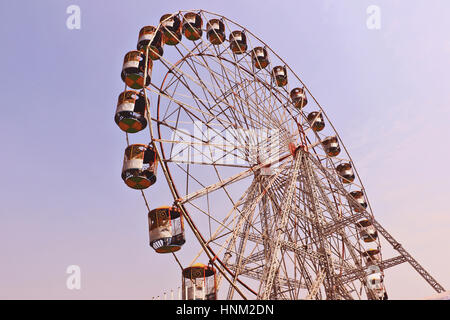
left=0, top=0, right=449, bottom=299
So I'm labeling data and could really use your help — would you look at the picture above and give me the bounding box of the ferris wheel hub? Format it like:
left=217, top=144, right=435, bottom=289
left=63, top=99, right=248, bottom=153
left=288, top=142, right=307, bottom=156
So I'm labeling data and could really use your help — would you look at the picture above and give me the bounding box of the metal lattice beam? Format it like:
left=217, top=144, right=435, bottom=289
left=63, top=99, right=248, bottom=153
left=258, top=152, right=302, bottom=299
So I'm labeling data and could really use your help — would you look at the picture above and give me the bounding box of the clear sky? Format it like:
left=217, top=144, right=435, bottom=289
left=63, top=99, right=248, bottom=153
left=0, top=0, right=449, bottom=299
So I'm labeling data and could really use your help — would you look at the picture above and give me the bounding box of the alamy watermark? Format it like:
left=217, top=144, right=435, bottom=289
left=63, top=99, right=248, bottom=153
left=170, top=122, right=282, bottom=174
left=66, top=5, right=81, bottom=30
left=66, top=265, right=81, bottom=290
left=366, top=5, right=381, bottom=30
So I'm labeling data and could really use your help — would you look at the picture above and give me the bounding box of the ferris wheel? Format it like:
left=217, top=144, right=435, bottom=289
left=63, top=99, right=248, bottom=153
left=114, top=10, right=445, bottom=300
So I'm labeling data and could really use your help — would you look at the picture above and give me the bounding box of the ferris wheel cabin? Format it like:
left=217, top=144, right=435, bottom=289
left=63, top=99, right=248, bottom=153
left=121, top=144, right=157, bottom=189
left=137, top=26, right=164, bottom=60
left=363, top=248, right=382, bottom=266
left=229, top=31, right=247, bottom=54
left=183, top=12, right=203, bottom=41
left=356, top=219, right=378, bottom=242
left=290, top=87, right=308, bottom=109
left=367, top=271, right=387, bottom=300
left=114, top=90, right=148, bottom=133
left=322, top=136, right=341, bottom=157
left=336, top=163, right=355, bottom=184
left=182, top=263, right=217, bottom=300
left=272, top=66, right=288, bottom=87
left=349, top=190, right=367, bottom=212
left=252, top=47, right=269, bottom=69
left=121, top=50, right=152, bottom=89
left=148, top=206, right=185, bottom=253
left=207, top=19, right=226, bottom=45
left=160, top=14, right=182, bottom=45
left=307, top=111, right=325, bottom=132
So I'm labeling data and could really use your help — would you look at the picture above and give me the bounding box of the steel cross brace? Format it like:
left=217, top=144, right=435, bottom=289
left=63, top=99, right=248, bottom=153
left=339, top=255, right=407, bottom=284
left=305, top=270, right=326, bottom=300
